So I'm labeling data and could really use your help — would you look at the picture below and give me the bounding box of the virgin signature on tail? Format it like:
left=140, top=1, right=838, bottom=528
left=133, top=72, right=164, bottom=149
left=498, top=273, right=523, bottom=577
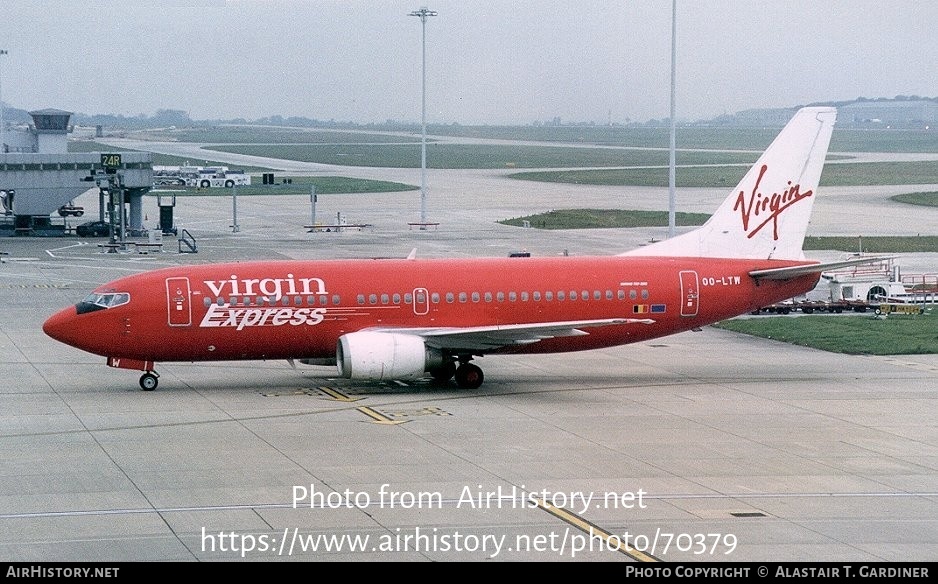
left=624, top=106, right=836, bottom=260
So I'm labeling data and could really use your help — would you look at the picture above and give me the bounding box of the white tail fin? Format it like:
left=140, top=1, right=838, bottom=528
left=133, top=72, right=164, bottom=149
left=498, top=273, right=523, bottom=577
left=623, top=106, right=836, bottom=260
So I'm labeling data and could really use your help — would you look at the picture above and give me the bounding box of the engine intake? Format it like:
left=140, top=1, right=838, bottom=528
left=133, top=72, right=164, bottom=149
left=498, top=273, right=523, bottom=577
left=337, top=331, right=442, bottom=381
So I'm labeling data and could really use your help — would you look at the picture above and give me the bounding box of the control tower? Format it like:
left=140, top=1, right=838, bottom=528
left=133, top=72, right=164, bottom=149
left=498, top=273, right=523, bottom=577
left=3, top=108, right=73, bottom=153
left=0, top=108, right=152, bottom=235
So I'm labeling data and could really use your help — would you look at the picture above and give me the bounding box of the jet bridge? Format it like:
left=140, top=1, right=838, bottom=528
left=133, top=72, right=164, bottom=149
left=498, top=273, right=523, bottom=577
left=0, top=151, right=153, bottom=235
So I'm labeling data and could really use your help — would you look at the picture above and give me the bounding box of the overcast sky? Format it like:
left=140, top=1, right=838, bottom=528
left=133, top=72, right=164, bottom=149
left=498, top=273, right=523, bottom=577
left=1, top=0, right=935, bottom=125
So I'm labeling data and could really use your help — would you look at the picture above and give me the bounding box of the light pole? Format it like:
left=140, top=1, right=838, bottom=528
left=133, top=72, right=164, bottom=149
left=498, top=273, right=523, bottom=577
left=409, top=7, right=437, bottom=227
left=0, top=49, right=8, bottom=154
left=667, top=0, right=677, bottom=238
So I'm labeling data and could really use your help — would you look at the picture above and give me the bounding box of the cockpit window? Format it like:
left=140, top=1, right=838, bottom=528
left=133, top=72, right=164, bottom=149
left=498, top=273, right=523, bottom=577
left=76, top=292, right=130, bottom=314
left=84, top=292, right=130, bottom=308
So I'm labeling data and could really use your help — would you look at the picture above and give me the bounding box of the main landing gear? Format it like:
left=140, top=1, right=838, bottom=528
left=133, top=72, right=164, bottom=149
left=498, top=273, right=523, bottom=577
left=429, top=359, right=484, bottom=389
left=139, top=371, right=159, bottom=391
left=454, top=363, right=484, bottom=389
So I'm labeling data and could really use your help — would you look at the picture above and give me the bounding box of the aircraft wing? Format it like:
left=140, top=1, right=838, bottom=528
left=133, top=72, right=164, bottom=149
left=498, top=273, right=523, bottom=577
left=370, top=318, right=655, bottom=352
left=749, top=256, right=895, bottom=281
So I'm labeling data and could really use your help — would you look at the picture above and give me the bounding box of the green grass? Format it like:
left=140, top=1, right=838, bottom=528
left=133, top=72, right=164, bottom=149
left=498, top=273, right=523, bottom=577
left=499, top=209, right=711, bottom=229
left=151, top=174, right=416, bottom=196
left=803, top=236, right=938, bottom=253
left=497, top=213, right=938, bottom=254
left=509, top=160, right=938, bottom=187
left=164, top=127, right=422, bottom=144
left=204, top=143, right=757, bottom=170
left=892, top=191, right=938, bottom=207
left=68, top=140, right=275, bottom=172
left=165, top=124, right=938, bottom=153
left=713, top=309, right=938, bottom=354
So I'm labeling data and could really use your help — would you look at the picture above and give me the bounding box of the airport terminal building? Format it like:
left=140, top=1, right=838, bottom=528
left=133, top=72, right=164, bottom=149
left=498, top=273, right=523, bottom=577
left=0, top=108, right=152, bottom=235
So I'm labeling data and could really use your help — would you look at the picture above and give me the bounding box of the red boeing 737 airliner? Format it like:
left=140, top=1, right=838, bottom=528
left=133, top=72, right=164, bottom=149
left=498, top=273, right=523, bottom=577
left=44, top=107, right=865, bottom=391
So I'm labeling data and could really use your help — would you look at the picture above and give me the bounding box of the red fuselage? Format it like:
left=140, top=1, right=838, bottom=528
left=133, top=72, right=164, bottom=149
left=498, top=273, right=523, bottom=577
left=43, top=255, right=818, bottom=364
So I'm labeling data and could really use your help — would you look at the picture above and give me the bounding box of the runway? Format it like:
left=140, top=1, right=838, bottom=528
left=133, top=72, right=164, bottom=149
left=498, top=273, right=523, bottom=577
left=1, top=140, right=937, bottom=562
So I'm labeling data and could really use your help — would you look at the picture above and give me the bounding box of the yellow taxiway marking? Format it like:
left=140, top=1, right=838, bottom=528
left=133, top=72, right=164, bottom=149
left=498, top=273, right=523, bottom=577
left=318, top=386, right=363, bottom=402
left=532, top=498, right=660, bottom=562
left=356, top=406, right=407, bottom=425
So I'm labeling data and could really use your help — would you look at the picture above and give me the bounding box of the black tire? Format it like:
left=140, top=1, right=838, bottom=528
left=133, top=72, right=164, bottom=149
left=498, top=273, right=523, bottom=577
left=454, top=363, right=484, bottom=389
left=430, top=361, right=457, bottom=383
left=140, top=373, right=158, bottom=391
left=225, top=180, right=234, bottom=188
left=200, top=180, right=210, bottom=188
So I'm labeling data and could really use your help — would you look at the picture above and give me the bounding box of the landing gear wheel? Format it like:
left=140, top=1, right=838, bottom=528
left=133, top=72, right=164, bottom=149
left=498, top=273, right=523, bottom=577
left=140, top=372, right=159, bottom=391
left=454, top=363, right=484, bottom=389
left=430, top=361, right=457, bottom=383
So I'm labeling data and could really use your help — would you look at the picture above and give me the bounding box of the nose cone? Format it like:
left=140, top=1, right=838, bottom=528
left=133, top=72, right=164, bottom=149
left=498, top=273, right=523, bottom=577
left=43, top=307, right=84, bottom=349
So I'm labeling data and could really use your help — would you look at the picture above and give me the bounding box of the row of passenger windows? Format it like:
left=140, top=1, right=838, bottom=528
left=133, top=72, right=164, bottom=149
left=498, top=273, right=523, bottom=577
left=201, top=288, right=651, bottom=308
left=355, top=288, right=649, bottom=305
left=204, top=295, right=340, bottom=308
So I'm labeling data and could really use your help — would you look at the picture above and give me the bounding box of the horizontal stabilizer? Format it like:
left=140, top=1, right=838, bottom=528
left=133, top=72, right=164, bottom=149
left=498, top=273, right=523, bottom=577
left=749, top=256, right=896, bottom=281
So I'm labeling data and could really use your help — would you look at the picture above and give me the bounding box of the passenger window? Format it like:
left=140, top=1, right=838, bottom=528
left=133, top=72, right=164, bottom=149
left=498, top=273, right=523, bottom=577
left=333, top=294, right=341, bottom=305
left=381, top=294, right=390, bottom=305
left=642, top=289, right=649, bottom=300
left=458, top=292, right=467, bottom=303
left=369, top=294, right=378, bottom=305
left=357, top=294, right=365, bottom=305
left=545, top=291, right=553, bottom=301
left=594, top=290, right=601, bottom=300
left=393, top=293, right=402, bottom=304
left=509, top=292, right=517, bottom=302
left=446, top=292, right=455, bottom=303
left=557, top=291, right=565, bottom=301
left=618, top=290, right=625, bottom=300
left=533, top=291, right=541, bottom=301
left=569, top=290, right=577, bottom=301
left=471, top=292, right=480, bottom=302
left=484, top=292, right=493, bottom=302
left=431, top=293, right=440, bottom=303
left=630, top=290, right=637, bottom=300
left=605, top=290, right=613, bottom=300
left=521, top=292, right=529, bottom=301
left=405, top=293, right=413, bottom=304
left=497, top=292, right=505, bottom=302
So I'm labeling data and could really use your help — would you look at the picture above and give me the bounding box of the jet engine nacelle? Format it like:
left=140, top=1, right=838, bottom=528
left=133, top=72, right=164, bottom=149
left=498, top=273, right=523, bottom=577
left=337, top=331, right=442, bottom=381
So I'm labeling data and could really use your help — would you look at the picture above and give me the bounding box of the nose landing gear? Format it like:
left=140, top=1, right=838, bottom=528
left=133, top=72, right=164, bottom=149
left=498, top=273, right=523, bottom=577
left=139, top=371, right=160, bottom=391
